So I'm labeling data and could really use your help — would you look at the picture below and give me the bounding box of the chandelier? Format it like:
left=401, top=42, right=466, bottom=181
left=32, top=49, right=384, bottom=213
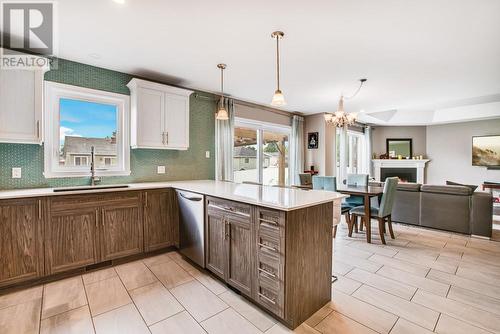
left=325, top=79, right=367, bottom=128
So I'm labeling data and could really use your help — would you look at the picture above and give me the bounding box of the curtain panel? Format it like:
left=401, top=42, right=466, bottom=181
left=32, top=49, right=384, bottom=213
left=215, top=97, right=235, bottom=181
left=289, top=115, right=305, bottom=185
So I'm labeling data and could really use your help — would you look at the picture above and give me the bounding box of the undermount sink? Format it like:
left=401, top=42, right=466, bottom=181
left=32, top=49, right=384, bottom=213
left=53, top=184, right=129, bottom=192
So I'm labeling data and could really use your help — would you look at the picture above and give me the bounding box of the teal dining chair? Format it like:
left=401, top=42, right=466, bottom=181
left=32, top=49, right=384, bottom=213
left=344, top=173, right=369, bottom=231
left=312, top=175, right=352, bottom=238
left=349, top=177, right=399, bottom=244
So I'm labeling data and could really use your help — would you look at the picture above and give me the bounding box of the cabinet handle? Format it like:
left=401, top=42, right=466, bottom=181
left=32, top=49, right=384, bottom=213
left=258, top=293, right=277, bottom=305
left=258, top=243, right=278, bottom=253
left=162, top=132, right=165, bottom=145
left=101, top=210, right=105, bottom=227
left=38, top=200, right=42, bottom=220
left=258, top=267, right=277, bottom=278
left=224, top=219, right=230, bottom=240
left=95, top=210, right=98, bottom=228
left=36, top=121, right=40, bottom=139
left=166, top=132, right=168, bottom=145
left=144, top=192, right=148, bottom=208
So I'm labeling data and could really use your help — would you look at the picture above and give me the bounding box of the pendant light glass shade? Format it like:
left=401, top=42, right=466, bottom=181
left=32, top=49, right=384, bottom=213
left=216, top=103, right=229, bottom=120
left=271, top=89, right=286, bottom=106
left=271, top=31, right=286, bottom=106
left=215, top=63, right=229, bottom=121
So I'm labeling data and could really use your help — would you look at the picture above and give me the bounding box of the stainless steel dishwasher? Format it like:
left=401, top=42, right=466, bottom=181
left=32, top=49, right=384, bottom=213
left=176, top=189, right=205, bottom=267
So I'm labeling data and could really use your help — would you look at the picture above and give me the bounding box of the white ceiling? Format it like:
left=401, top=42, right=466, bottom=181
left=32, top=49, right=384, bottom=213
left=52, top=0, right=500, bottom=124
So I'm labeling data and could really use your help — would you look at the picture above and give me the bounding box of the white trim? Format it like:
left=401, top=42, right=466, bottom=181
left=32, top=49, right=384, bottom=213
left=43, top=82, right=131, bottom=178
left=234, top=117, right=291, bottom=185
left=235, top=117, right=291, bottom=134
left=372, top=159, right=430, bottom=184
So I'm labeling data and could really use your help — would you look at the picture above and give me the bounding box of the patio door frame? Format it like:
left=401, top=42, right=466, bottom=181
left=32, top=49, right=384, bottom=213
left=234, top=117, right=291, bottom=186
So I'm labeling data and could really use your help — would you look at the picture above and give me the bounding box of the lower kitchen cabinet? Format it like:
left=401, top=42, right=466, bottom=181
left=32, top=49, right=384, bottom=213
left=144, top=189, right=178, bottom=251
left=100, top=199, right=143, bottom=261
left=206, top=197, right=255, bottom=297
left=45, top=192, right=143, bottom=274
left=205, top=196, right=333, bottom=329
left=0, top=198, right=44, bottom=287
left=225, top=213, right=254, bottom=296
left=45, top=207, right=99, bottom=274
left=206, top=209, right=226, bottom=279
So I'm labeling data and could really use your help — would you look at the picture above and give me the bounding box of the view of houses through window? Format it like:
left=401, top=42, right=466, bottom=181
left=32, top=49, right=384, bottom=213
left=59, top=98, right=118, bottom=169
left=233, top=120, right=290, bottom=186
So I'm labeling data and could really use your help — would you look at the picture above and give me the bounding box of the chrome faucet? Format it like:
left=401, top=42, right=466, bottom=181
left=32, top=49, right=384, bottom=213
left=90, top=146, right=101, bottom=186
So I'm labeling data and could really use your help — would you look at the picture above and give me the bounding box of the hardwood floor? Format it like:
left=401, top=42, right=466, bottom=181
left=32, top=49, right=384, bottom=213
left=1, top=221, right=500, bottom=333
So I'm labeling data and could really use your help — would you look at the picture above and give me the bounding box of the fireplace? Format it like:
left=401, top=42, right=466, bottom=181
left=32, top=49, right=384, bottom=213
left=373, top=159, right=429, bottom=184
left=381, top=167, right=417, bottom=183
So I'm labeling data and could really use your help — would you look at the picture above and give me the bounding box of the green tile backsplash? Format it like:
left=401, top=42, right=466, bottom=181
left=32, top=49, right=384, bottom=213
left=0, top=58, right=216, bottom=189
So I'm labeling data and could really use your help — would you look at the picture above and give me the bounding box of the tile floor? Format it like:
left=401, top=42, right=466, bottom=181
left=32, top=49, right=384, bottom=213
left=1, top=221, right=500, bottom=334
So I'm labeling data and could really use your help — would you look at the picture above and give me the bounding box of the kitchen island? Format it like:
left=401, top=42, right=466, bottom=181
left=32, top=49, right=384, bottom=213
left=0, top=180, right=346, bottom=329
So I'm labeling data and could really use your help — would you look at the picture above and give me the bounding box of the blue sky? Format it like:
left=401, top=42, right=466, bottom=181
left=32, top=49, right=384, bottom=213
left=60, top=98, right=117, bottom=143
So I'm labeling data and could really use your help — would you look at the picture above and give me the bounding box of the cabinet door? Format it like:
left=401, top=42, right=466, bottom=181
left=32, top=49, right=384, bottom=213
left=46, top=207, right=98, bottom=274
left=136, top=87, right=165, bottom=148
left=0, top=70, right=43, bottom=144
left=206, top=210, right=226, bottom=279
left=164, top=93, right=189, bottom=149
left=0, top=199, right=43, bottom=287
left=144, top=189, right=178, bottom=252
left=225, top=214, right=254, bottom=297
left=100, top=201, right=143, bottom=261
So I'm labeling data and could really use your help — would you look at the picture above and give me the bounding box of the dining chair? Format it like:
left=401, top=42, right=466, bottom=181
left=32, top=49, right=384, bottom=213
left=299, top=173, right=313, bottom=187
left=349, top=177, right=398, bottom=244
left=312, top=175, right=352, bottom=238
left=345, top=173, right=369, bottom=231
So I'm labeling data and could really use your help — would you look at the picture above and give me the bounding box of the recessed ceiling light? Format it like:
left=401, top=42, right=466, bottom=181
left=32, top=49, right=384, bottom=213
left=88, top=53, right=101, bottom=60
left=113, top=0, right=125, bottom=4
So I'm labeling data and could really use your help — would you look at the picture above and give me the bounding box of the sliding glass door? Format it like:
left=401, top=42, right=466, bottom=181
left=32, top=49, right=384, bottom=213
left=233, top=119, right=290, bottom=186
left=233, top=126, right=259, bottom=184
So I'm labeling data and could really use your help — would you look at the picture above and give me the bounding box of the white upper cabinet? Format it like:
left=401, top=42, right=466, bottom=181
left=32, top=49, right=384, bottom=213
left=0, top=66, right=48, bottom=144
left=127, top=78, right=192, bottom=150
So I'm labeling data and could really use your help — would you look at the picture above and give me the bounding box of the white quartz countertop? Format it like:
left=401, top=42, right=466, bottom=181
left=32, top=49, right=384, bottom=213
left=0, top=180, right=347, bottom=211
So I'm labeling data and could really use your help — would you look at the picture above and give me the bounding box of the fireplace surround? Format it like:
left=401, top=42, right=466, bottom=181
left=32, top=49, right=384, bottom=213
left=372, top=159, right=430, bottom=184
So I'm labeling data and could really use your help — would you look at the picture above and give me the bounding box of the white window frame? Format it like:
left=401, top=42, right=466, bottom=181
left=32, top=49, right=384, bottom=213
left=234, top=117, right=291, bottom=185
left=44, top=82, right=130, bottom=178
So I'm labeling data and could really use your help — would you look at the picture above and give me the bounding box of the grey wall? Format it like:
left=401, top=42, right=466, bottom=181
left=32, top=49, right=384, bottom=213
left=303, top=114, right=337, bottom=176
left=426, top=119, right=500, bottom=186
left=372, top=126, right=427, bottom=157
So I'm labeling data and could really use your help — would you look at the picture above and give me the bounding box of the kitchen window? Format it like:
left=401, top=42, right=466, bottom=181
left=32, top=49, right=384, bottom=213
left=233, top=118, right=290, bottom=186
left=44, top=82, right=130, bottom=178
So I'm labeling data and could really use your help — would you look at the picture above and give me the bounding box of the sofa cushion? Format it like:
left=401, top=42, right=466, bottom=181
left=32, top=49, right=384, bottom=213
left=446, top=180, right=478, bottom=193
left=420, top=185, right=472, bottom=196
left=396, top=183, right=421, bottom=192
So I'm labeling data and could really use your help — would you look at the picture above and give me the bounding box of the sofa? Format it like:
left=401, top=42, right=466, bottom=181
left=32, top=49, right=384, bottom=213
left=369, top=182, right=493, bottom=237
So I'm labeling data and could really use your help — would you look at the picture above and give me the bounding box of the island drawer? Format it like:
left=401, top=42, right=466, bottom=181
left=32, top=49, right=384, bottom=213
left=257, top=249, right=282, bottom=280
left=256, top=272, right=284, bottom=317
left=206, top=196, right=251, bottom=219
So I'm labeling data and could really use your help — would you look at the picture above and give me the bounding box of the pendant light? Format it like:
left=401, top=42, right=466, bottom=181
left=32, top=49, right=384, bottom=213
left=215, top=63, right=229, bottom=120
left=271, top=31, right=286, bottom=106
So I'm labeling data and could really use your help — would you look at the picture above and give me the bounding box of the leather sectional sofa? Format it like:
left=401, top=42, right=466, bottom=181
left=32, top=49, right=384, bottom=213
left=370, top=182, right=493, bottom=237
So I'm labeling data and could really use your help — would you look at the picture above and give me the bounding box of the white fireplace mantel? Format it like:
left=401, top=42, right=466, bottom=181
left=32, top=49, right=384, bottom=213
left=372, top=159, right=430, bottom=184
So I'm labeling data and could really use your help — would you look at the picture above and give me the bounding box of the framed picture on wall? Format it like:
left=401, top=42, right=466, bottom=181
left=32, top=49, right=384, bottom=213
left=308, top=132, right=319, bottom=149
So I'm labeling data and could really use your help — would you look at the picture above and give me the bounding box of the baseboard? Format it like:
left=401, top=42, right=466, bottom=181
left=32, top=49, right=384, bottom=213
left=471, top=234, right=491, bottom=240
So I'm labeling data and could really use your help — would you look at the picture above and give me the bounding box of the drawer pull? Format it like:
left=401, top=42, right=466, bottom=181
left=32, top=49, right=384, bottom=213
left=259, top=218, right=280, bottom=230
left=258, top=267, right=277, bottom=278
left=258, top=293, right=277, bottom=305
left=209, top=204, right=249, bottom=217
left=258, top=243, right=278, bottom=253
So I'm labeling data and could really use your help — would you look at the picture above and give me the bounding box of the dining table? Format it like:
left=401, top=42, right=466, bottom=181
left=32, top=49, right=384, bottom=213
left=336, top=185, right=384, bottom=243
